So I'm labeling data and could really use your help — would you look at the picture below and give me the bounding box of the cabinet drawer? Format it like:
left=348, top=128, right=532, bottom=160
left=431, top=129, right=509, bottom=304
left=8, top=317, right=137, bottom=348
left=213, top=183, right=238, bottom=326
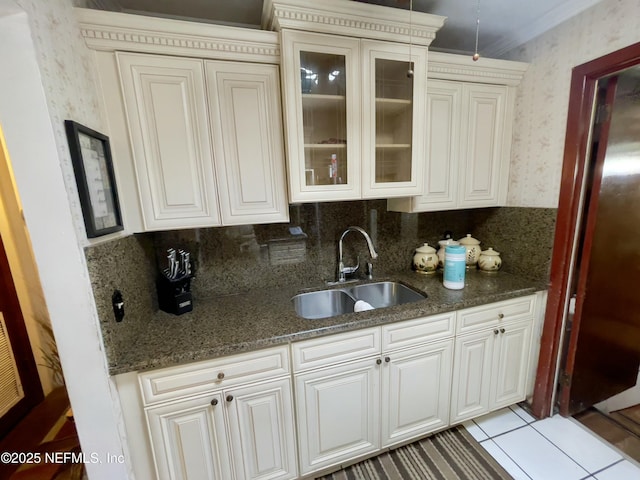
left=457, top=295, right=536, bottom=334
left=382, top=312, right=455, bottom=352
left=292, top=328, right=380, bottom=372
left=139, top=346, right=290, bottom=406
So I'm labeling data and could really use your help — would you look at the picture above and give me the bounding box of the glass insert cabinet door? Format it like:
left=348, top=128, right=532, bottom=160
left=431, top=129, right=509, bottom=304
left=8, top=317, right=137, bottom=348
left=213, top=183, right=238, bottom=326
left=362, top=41, right=427, bottom=198
left=281, top=30, right=361, bottom=202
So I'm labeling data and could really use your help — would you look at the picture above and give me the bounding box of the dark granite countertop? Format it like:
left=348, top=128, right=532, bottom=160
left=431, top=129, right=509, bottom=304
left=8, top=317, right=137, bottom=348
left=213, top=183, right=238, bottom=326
left=107, top=270, right=547, bottom=376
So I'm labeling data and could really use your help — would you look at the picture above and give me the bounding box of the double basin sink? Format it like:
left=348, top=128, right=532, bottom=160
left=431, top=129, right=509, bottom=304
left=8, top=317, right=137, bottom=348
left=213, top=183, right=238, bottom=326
left=292, top=281, right=427, bottom=320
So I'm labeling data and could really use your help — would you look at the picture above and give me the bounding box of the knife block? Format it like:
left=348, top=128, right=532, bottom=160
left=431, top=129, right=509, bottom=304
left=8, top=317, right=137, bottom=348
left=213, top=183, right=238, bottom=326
left=157, top=275, right=193, bottom=315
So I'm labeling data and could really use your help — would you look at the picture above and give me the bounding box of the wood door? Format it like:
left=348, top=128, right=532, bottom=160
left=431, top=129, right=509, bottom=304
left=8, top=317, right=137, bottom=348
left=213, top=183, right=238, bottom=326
left=117, top=52, right=221, bottom=230
left=381, top=339, right=453, bottom=447
left=450, top=329, right=495, bottom=423
left=205, top=61, right=289, bottom=226
left=145, top=392, right=233, bottom=480
left=294, top=358, right=380, bottom=475
left=558, top=68, right=640, bottom=415
left=225, top=378, right=297, bottom=480
left=0, top=234, right=43, bottom=437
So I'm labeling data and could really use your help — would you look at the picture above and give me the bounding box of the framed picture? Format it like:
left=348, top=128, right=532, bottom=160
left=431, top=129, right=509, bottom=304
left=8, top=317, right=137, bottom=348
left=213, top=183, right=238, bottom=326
left=64, top=120, right=124, bottom=238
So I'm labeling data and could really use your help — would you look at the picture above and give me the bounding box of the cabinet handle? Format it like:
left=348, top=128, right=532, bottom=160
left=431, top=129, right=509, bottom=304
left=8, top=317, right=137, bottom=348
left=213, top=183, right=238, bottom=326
left=226, top=395, right=233, bottom=402
left=498, top=313, right=504, bottom=319
left=385, top=356, right=391, bottom=363
left=500, top=328, right=506, bottom=334
left=376, top=358, right=382, bottom=365
left=217, top=372, right=225, bottom=380
left=494, top=329, right=499, bottom=335
left=210, top=398, right=218, bottom=406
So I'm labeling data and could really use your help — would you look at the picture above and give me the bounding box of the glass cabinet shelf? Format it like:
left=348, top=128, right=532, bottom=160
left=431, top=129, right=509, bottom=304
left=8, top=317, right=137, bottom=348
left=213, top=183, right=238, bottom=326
left=375, top=98, right=411, bottom=116
left=304, top=143, right=347, bottom=148
left=376, top=144, right=410, bottom=149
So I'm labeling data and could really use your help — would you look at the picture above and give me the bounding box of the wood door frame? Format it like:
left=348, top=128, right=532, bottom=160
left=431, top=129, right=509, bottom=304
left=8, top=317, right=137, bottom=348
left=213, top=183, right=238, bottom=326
left=531, top=42, right=640, bottom=419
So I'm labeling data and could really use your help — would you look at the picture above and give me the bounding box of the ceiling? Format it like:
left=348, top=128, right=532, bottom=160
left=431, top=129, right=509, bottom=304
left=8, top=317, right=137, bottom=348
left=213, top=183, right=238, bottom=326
left=112, top=0, right=604, bottom=58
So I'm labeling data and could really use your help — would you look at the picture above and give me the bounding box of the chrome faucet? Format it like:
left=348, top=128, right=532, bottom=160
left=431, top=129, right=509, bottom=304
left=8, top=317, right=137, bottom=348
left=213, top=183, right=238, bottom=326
left=337, top=226, right=378, bottom=282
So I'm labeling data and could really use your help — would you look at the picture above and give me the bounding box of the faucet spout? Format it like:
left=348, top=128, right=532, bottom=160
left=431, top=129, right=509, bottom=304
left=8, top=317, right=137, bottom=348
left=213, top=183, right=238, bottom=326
left=338, top=226, right=378, bottom=282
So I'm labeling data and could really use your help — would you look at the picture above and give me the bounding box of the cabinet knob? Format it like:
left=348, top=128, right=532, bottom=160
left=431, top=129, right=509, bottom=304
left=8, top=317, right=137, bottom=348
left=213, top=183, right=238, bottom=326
left=385, top=356, right=391, bottom=363
left=498, top=313, right=504, bottom=319
left=494, top=329, right=499, bottom=335
left=500, top=328, right=506, bottom=334
left=226, top=395, right=234, bottom=402
left=376, top=358, right=382, bottom=365
left=217, top=372, right=225, bottom=380
left=210, top=398, right=218, bottom=406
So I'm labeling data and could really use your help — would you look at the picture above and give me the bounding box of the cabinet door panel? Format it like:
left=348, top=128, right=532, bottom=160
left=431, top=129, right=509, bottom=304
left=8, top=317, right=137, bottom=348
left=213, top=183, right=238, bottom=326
left=117, top=52, right=220, bottom=229
left=458, top=84, right=507, bottom=208
left=382, top=339, right=453, bottom=447
left=205, top=62, right=289, bottom=225
left=450, top=330, right=494, bottom=424
left=361, top=40, right=426, bottom=198
left=416, top=80, right=462, bottom=210
left=146, top=393, right=231, bottom=480
left=226, top=379, right=297, bottom=480
left=281, top=30, right=361, bottom=202
left=491, top=321, right=533, bottom=409
left=295, top=358, right=380, bottom=475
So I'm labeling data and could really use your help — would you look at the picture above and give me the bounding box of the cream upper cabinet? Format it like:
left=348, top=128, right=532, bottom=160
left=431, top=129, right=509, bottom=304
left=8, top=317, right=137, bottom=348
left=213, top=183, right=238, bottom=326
left=361, top=40, right=426, bottom=199
left=388, top=52, right=528, bottom=213
left=280, top=30, right=362, bottom=202
left=115, top=50, right=289, bottom=231
left=280, top=31, right=427, bottom=202
left=117, top=52, right=221, bottom=230
left=205, top=61, right=289, bottom=225
left=267, top=0, right=442, bottom=203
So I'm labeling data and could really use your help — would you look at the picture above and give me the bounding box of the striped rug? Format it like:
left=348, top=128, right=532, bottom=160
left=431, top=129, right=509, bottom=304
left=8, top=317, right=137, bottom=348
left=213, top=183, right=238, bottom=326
left=318, top=426, right=512, bottom=480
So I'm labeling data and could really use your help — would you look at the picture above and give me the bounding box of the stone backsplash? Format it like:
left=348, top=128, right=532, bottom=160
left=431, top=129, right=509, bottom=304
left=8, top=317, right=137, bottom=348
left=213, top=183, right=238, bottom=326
left=85, top=203, right=556, bottom=330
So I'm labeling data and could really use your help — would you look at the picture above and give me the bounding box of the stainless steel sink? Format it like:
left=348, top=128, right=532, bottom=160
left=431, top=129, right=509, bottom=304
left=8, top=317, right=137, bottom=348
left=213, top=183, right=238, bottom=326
left=291, top=289, right=356, bottom=320
left=292, top=281, right=426, bottom=319
left=345, top=281, right=426, bottom=309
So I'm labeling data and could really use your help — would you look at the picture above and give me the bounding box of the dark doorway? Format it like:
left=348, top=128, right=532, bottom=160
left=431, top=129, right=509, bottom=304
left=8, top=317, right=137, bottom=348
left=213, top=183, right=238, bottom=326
left=0, top=234, right=44, bottom=437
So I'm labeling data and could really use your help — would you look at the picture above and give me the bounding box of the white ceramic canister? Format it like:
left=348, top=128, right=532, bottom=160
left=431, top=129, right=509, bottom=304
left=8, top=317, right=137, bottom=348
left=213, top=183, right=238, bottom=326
left=437, top=239, right=460, bottom=269
left=458, top=234, right=481, bottom=267
left=443, top=244, right=466, bottom=289
left=478, top=247, right=502, bottom=273
left=413, top=243, right=438, bottom=275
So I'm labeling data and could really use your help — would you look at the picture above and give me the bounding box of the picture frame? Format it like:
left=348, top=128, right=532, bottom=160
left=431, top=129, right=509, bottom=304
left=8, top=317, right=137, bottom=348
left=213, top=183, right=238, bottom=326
left=64, top=120, right=124, bottom=238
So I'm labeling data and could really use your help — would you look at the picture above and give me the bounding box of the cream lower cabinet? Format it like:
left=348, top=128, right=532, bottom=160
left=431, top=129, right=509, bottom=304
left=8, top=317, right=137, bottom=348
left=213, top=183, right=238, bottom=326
left=450, top=297, right=536, bottom=424
left=116, top=52, right=288, bottom=231
left=293, top=314, right=454, bottom=476
left=140, top=346, right=297, bottom=480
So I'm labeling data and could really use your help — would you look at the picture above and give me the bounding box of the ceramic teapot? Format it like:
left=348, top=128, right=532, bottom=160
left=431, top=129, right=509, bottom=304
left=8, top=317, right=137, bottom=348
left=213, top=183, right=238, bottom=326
left=436, top=239, right=460, bottom=269
left=478, top=247, right=502, bottom=273
left=458, top=234, right=481, bottom=267
left=413, top=243, right=438, bottom=274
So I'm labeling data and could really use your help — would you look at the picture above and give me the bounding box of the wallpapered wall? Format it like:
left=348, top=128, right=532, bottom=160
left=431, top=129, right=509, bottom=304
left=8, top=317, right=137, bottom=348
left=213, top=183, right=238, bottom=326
left=13, top=0, right=107, bottom=244
left=505, top=0, right=640, bottom=208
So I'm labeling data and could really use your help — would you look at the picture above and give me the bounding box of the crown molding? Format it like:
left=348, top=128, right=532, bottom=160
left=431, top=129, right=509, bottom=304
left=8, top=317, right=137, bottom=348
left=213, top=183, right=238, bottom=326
left=262, top=0, right=446, bottom=47
left=75, top=8, right=280, bottom=64
left=484, top=0, right=604, bottom=58
left=428, top=51, right=528, bottom=86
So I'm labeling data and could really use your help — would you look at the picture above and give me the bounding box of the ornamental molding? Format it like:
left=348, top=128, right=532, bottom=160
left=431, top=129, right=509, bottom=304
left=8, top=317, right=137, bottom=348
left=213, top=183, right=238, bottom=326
left=76, top=9, right=280, bottom=64
left=428, top=52, right=528, bottom=86
left=263, top=0, right=445, bottom=47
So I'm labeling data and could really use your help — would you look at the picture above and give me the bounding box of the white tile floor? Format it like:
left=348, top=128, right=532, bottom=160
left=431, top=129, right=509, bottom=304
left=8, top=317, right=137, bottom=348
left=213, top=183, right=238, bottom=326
left=464, top=405, right=640, bottom=480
